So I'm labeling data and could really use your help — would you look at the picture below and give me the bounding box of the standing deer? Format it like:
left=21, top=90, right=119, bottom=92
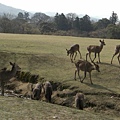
left=87, top=39, right=106, bottom=63
left=43, top=81, right=52, bottom=103
left=31, top=82, right=43, bottom=100
left=75, top=93, right=84, bottom=110
left=66, top=44, right=82, bottom=62
left=0, top=62, right=21, bottom=96
left=74, top=53, right=100, bottom=84
left=111, top=45, right=120, bottom=65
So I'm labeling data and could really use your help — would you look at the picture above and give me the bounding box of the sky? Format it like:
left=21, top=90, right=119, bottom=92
left=0, top=0, right=120, bottom=19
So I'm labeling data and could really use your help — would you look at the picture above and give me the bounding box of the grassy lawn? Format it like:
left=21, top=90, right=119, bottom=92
left=0, top=33, right=120, bottom=119
left=0, top=96, right=115, bottom=120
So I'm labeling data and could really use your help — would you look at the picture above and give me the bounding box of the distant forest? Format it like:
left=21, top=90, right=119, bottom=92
left=0, top=11, right=120, bottom=39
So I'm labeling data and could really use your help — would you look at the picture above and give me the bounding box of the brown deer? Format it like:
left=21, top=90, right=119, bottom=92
left=0, top=62, right=21, bottom=96
left=31, top=82, right=43, bottom=100
left=75, top=93, right=84, bottom=110
left=74, top=53, right=100, bottom=84
left=111, top=45, right=120, bottom=65
left=66, top=44, right=82, bottom=62
left=87, top=39, right=106, bottom=63
left=43, top=81, right=53, bottom=103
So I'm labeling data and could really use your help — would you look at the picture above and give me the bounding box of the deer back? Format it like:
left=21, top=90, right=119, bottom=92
left=67, top=44, right=79, bottom=55
left=75, top=58, right=100, bottom=73
left=76, top=60, right=93, bottom=72
left=87, top=45, right=101, bottom=53
left=115, top=45, right=120, bottom=53
left=75, top=93, right=84, bottom=100
left=87, top=39, right=105, bottom=53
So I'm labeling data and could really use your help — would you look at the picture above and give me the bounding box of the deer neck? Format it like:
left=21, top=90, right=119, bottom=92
left=99, top=43, right=104, bottom=51
left=10, top=66, right=17, bottom=77
left=5, top=66, right=17, bottom=79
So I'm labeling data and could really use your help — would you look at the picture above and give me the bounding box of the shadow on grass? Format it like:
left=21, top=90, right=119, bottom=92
left=100, top=62, right=120, bottom=68
left=83, top=82, right=115, bottom=93
left=62, top=78, right=75, bottom=83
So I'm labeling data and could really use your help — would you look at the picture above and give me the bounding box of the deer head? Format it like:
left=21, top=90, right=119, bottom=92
left=92, top=62, right=100, bottom=72
left=9, top=62, right=21, bottom=72
left=99, top=39, right=106, bottom=46
left=66, top=49, right=70, bottom=56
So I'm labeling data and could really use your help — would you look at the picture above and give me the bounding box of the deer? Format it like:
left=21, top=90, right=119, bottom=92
left=75, top=93, right=84, bottom=110
left=87, top=39, right=106, bottom=63
left=74, top=53, right=100, bottom=84
left=31, top=82, right=43, bottom=100
left=111, top=45, right=120, bottom=65
left=0, top=62, right=21, bottom=96
left=66, top=44, right=82, bottom=62
left=43, top=81, right=53, bottom=103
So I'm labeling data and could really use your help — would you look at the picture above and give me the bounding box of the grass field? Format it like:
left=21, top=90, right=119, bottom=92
left=0, top=33, right=120, bottom=120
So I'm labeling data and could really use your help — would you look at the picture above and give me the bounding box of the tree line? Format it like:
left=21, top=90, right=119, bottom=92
left=0, top=11, right=120, bottom=39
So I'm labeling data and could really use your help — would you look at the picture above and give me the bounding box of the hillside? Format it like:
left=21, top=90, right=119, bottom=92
left=0, top=33, right=120, bottom=119
left=0, top=3, right=51, bottom=19
left=0, top=3, right=99, bottom=20
left=0, top=3, right=27, bottom=16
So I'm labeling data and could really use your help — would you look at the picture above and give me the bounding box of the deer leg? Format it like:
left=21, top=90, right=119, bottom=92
left=78, top=69, right=81, bottom=81
left=78, top=50, right=82, bottom=59
left=74, top=69, right=77, bottom=80
left=1, top=81, right=5, bottom=96
left=92, top=53, right=97, bottom=62
left=81, top=71, right=87, bottom=83
left=89, top=72, right=93, bottom=84
left=89, top=52, right=93, bottom=62
left=70, top=54, right=73, bottom=62
left=117, top=54, right=120, bottom=64
left=98, top=53, right=101, bottom=63
left=111, top=51, right=118, bottom=64
left=74, top=52, right=77, bottom=60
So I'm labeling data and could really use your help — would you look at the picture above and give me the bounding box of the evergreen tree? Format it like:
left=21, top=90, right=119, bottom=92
left=110, top=11, right=118, bottom=25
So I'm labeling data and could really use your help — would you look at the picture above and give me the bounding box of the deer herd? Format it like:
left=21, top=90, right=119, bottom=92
left=0, top=39, right=119, bottom=110
left=66, top=39, right=120, bottom=85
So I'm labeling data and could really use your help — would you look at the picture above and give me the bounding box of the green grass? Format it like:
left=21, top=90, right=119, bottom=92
left=0, top=33, right=120, bottom=119
left=0, top=96, right=115, bottom=120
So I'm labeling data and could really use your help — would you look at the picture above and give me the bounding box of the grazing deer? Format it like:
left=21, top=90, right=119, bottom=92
left=31, top=83, right=43, bottom=100
left=74, top=53, right=100, bottom=84
left=87, top=39, right=106, bottom=63
left=111, top=45, right=120, bottom=65
left=75, top=93, right=84, bottom=110
left=66, top=44, right=82, bottom=62
left=43, top=81, right=52, bottom=103
left=0, top=62, right=21, bottom=96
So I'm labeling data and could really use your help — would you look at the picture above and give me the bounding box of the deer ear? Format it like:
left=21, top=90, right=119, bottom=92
left=99, top=40, right=102, bottom=42
left=10, top=62, right=15, bottom=66
left=66, top=49, right=68, bottom=51
left=9, top=62, right=13, bottom=65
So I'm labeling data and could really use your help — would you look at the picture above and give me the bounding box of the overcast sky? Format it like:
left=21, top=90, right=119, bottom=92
left=0, top=0, right=120, bottom=19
